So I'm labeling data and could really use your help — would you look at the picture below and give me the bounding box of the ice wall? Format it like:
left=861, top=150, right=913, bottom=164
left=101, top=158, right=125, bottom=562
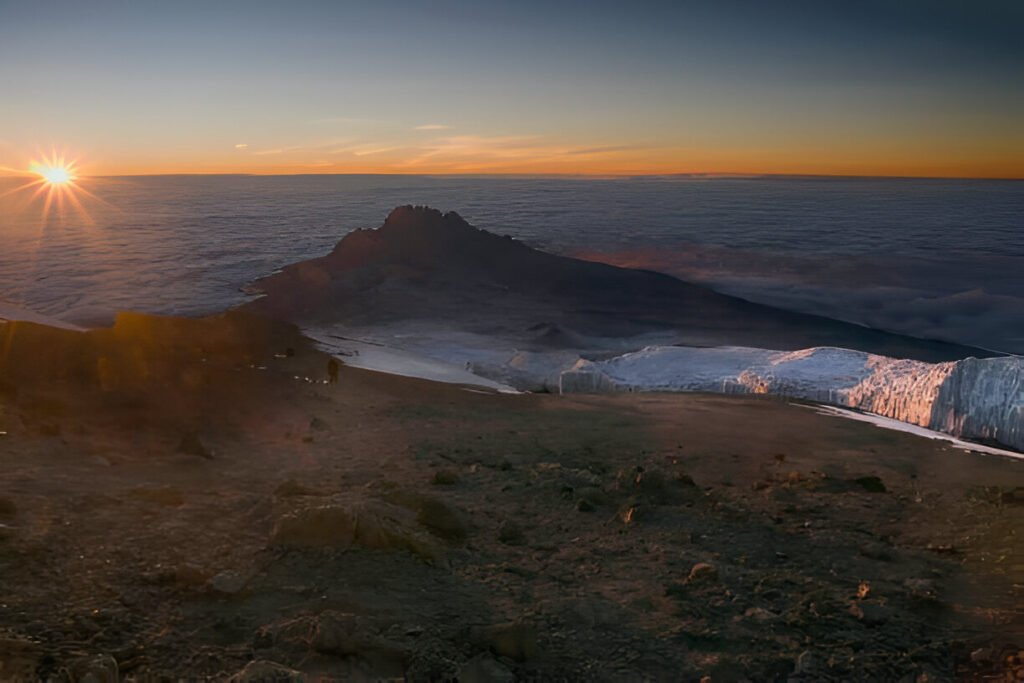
left=560, top=346, right=1023, bottom=452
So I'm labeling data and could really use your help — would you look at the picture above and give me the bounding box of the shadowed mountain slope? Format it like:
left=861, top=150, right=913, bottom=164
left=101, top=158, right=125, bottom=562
left=245, top=206, right=994, bottom=362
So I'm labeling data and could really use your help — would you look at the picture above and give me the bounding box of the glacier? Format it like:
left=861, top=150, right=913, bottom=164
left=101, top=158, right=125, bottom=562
left=559, top=346, right=1023, bottom=453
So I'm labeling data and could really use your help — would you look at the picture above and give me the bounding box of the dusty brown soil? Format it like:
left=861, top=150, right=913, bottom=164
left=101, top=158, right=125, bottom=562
left=0, top=314, right=1022, bottom=682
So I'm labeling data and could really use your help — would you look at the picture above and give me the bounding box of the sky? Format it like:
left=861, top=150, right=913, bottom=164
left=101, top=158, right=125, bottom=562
left=1, top=0, right=1022, bottom=177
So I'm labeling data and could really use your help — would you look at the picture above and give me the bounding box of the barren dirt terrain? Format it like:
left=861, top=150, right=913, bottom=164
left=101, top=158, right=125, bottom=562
left=0, top=314, right=1022, bottom=681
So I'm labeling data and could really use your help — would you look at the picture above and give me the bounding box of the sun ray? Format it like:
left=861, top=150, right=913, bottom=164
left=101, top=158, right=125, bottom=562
left=2, top=149, right=103, bottom=225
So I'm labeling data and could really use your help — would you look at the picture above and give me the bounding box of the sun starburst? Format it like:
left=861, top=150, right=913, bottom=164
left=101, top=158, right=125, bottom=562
left=1, top=150, right=102, bottom=223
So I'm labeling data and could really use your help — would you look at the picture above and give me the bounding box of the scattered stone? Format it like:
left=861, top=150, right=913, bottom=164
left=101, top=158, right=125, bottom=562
left=620, top=466, right=698, bottom=505
left=848, top=601, right=892, bottom=626
left=686, top=562, right=718, bottom=584
left=859, top=543, right=894, bottom=562
left=431, top=469, right=460, bottom=486
left=208, top=569, right=251, bottom=595
left=470, top=621, right=538, bottom=661
left=577, top=499, right=595, bottom=512
left=270, top=499, right=443, bottom=563
left=457, top=654, right=516, bottom=683
left=404, top=638, right=460, bottom=681
left=576, top=486, right=611, bottom=509
left=313, top=612, right=408, bottom=666
left=228, top=660, right=304, bottom=683
left=309, top=416, right=328, bottom=431
left=794, top=650, right=824, bottom=677
left=174, top=563, right=211, bottom=587
left=904, top=578, right=940, bottom=603
left=416, top=497, right=469, bottom=542
left=177, top=432, right=213, bottom=459
left=743, top=607, right=777, bottom=622
left=498, top=521, right=526, bottom=546
left=0, top=635, right=41, bottom=680
left=853, top=476, right=887, bottom=493
left=1001, top=487, right=1024, bottom=505
left=62, top=654, right=119, bottom=683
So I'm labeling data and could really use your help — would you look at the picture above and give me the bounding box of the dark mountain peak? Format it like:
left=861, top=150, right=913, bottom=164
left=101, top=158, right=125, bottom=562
left=380, top=205, right=469, bottom=232
left=243, top=207, right=990, bottom=363
left=323, top=204, right=528, bottom=270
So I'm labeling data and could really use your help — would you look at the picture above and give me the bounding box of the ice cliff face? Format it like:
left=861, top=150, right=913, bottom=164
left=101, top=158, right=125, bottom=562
left=560, top=346, right=1023, bottom=452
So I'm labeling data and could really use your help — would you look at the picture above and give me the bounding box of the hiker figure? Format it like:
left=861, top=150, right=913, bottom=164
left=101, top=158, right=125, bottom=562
left=327, top=358, right=339, bottom=384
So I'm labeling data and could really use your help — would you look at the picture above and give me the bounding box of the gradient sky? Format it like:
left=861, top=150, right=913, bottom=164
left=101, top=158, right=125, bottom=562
left=1, top=0, right=1022, bottom=177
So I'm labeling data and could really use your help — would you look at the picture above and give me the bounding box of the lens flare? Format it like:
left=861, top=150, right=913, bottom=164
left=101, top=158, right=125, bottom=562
left=34, top=162, right=75, bottom=185
left=1, top=150, right=102, bottom=223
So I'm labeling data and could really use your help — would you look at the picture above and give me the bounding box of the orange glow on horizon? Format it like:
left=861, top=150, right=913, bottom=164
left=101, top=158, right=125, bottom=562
left=1, top=144, right=1022, bottom=180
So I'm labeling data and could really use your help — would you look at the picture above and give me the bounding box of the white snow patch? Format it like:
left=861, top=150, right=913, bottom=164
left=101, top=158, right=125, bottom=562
left=798, top=404, right=1023, bottom=460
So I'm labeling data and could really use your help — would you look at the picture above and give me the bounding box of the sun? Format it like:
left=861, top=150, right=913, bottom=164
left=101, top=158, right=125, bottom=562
left=37, top=164, right=74, bottom=185
left=30, top=155, right=78, bottom=186
left=0, top=149, right=102, bottom=223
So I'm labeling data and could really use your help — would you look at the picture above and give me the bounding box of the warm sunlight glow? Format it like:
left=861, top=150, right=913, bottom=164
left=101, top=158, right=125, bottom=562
left=0, top=150, right=104, bottom=224
left=35, top=163, right=74, bottom=185
left=30, top=153, right=78, bottom=186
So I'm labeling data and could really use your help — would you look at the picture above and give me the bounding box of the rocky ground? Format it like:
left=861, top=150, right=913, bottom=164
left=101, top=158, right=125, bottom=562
left=0, top=314, right=1022, bottom=681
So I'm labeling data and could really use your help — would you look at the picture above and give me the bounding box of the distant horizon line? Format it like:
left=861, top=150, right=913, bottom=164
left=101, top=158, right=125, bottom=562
left=2, top=171, right=1022, bottom=182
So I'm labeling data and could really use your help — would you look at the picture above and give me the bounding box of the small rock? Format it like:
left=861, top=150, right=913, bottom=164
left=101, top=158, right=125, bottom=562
left=309, top=416, right=328, bottom=431
left=405, top=639, right=460, bottom=681
left=970, top=647, right=994, bottom=663
left=63, top=654, right=119, bottom=683
left=174, top=563, right=211, bottom=586
left=0, top=497, right=16, bottom=518
left=794, top=650, right=823, bottom=676
left=314, top=612, right=408, bottom=665
left=431, top=469, right=460, bottom=486
left=853, top=476, right=887, bottom=493
left=271, top=500, right=443, bottom=563
left=457, top=654, right=516, bottom=683
left=177, top=432, right=213, bottom=459
left=470, top=622, right=538, bottom=661
left=1001, top=487, right=1024, bottom=505
left=416, top=498, right=469, bottom=542
left=228, top=660, right=304, bottom=683
left=498, top=521, right=526, bottom=546
left=686, top=562, right=718, bottom=584
left=576, top=499, right=594, bottom=512
left=208, top=569, right=251, bottom=595
left=848, top=601, right=892, bottom=626
left=743, top=607, right=777, bottom=622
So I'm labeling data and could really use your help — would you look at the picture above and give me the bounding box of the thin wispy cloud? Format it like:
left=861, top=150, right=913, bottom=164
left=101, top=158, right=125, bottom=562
left=566, top=144, right=646, bottom=156
left=234, top=143, right=248, bottom=150
left=414, top=124, right=452, bottom=131
left=352, top=146, right=399, bottom=157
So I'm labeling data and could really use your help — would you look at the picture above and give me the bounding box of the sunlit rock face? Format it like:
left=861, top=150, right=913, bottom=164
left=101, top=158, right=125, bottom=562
left=559, top=347, right=1023, bottom=452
